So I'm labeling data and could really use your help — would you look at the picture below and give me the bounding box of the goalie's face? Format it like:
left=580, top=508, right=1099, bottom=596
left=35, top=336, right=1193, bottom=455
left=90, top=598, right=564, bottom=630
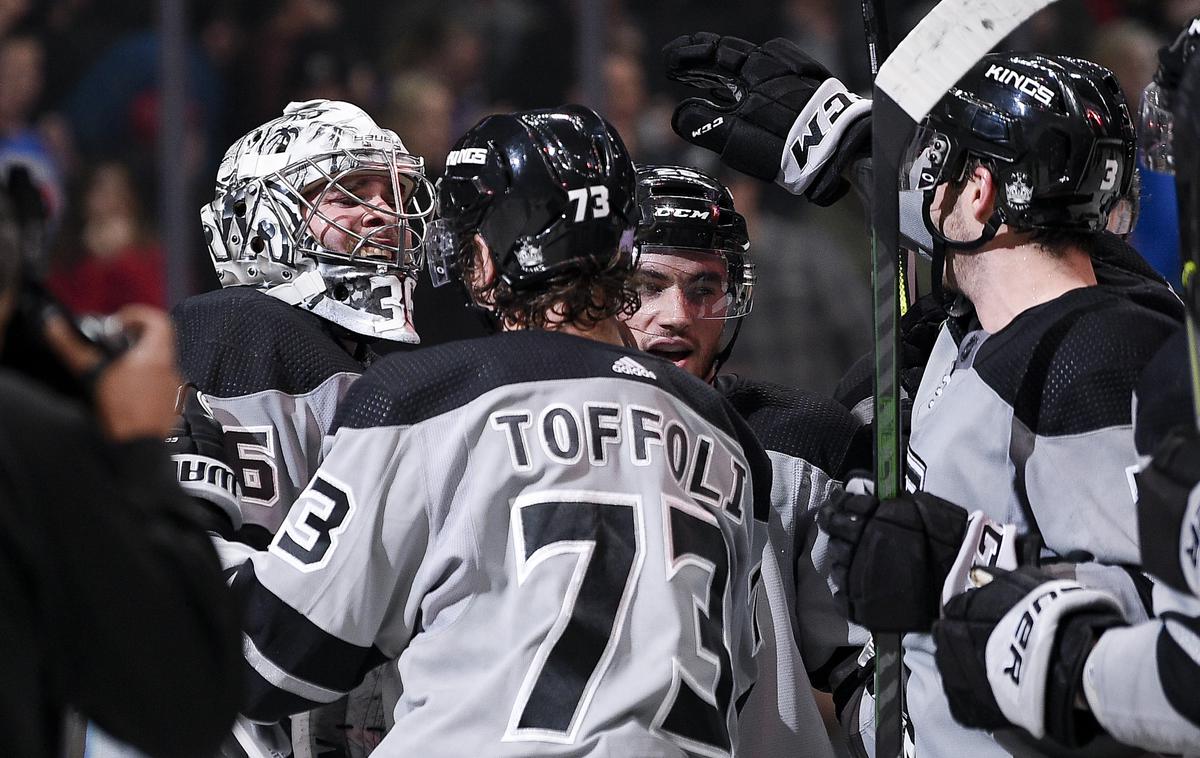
left=625, top=249, right=728, bottom=381
left=303, top=173, right=413, bottom=263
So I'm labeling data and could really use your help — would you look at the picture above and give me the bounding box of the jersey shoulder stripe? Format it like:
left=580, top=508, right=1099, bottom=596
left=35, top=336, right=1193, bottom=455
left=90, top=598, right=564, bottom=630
left=973, top=286, right=1178, bottom=436
left=234, top=559, right=387, bottom=720
left=335, top=330, right=735, bottom=437
left=173, top=287, right=363, bottom=397
left=1158, top=612, right=1200, bottom=727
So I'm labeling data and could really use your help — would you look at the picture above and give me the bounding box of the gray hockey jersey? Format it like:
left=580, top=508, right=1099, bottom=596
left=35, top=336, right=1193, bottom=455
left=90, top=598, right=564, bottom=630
left=902, top=286, right=1178, bottom=758
left=173, top=287, right=364, bottom=538
left=718, top=376, right=867, bottom=758
left=234, top=330, right=770, bottom=757
left=174, top=286, right=379, bottom=757
left=1073, top=326, right=1200, bottom=755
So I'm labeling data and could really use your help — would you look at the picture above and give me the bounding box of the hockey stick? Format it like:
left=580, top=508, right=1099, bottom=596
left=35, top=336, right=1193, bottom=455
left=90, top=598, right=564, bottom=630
left=861, top=0, right=891, bottom=78
left=1172, top=46, right=1200, bottom=423
left=868, top=2, right=1059, bottom=756
left=860, top=0, right=920, bottom=319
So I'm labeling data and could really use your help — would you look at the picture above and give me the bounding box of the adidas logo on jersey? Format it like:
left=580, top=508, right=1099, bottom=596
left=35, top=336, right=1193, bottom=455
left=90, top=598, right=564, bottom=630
left=611, top=356, right=657, bottom=380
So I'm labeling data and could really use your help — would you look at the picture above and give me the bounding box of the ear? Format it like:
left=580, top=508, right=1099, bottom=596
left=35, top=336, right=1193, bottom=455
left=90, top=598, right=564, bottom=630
left=966, top=164, right=997, bottom=224
left=474, top=234, right=497, bottom=286
left=467, top=233, right=498, bottom=305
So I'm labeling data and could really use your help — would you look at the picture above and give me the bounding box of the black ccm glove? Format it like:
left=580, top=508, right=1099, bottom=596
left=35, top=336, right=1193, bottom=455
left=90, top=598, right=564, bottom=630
left=817, top=482, right=1028, bottom=632
left=1156, top=15, right=1200, bottom=90
left=164, top=384, right=241, bottom=539
left=1135, top=424, right=1200, bottom=596
left=934, top=567, right=1126, bottom=749
left=663, top=33, right=871, bottom=206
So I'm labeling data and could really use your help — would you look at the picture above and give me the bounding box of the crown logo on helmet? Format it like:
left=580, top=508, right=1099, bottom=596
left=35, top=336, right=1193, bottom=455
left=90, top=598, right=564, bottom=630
left=1006, top=172, right=1034, bottom=207
left=515, top=238, right=544, bottom=270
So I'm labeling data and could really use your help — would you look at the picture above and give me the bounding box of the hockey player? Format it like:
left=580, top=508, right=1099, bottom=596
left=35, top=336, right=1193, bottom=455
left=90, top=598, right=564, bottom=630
left=221, top=105, right=769, bottom=756
left=662, top=34, right=1181, bottom=758
left=825, top=53, right=1184, bottom=758
left=173, top=99, right=435, bottom=755
left=623, top=164, right=865, bottom=756
left=175, top=98, right=435, bottom=546
left=929, top=24, right=1200, bottom=754
left=927, top=327, right=1200, bottom=756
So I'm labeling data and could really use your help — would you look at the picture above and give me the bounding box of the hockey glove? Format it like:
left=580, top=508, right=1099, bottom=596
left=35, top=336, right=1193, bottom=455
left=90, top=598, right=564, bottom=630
left=818, top=483, right=1025, bottom=632
left=1135, top=424, right=1200, bottom=596
left=934, top=567, right=1126, bottom=748
left=164, top=384, right=241, bottom=538
left=663, top=32, right=871, bottom=205
left=1156, top=15, right=1200, bottom=90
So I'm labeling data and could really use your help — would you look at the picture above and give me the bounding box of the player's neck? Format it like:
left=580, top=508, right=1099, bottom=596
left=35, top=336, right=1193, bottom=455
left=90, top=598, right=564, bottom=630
left=949, top=238, right=1096, bottom=333
left=505, top=317, right=628, bottom=346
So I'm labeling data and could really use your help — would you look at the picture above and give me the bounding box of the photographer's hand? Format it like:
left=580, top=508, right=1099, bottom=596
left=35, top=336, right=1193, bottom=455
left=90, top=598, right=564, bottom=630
left=42, top=305, right=183, bottom=441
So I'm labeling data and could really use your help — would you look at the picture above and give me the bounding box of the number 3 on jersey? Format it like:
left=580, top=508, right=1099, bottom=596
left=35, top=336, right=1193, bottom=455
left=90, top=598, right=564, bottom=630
left=272, top=473, right=354, bottom=572
left=505, top=490, right=737, bottom=757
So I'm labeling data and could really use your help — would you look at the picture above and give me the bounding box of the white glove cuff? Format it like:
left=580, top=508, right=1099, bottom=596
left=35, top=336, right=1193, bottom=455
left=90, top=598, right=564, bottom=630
left=941, top=510, right=1020, bottom=608
left=173, top=453, right=243, bottom=531
left=777, top=78, right=870, bottom=195
left=984, top=580, right=1123, bottom=738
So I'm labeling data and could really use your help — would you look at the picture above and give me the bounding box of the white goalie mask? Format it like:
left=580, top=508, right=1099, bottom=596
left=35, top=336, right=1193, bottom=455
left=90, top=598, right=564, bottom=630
left=200, top=99, right=435, bottom=343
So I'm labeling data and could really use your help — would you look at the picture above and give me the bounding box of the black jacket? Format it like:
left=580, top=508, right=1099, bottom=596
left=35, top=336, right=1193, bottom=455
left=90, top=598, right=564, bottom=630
left=0, top=370, right=240, bottom=758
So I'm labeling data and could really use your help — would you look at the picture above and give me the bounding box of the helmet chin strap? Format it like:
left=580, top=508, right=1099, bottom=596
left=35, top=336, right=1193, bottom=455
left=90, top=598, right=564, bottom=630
left=708, top=317, right=745, bottom=382
left=921, top=189, right=1003, bottom=302
left=265, top=269, right=327, bottom=305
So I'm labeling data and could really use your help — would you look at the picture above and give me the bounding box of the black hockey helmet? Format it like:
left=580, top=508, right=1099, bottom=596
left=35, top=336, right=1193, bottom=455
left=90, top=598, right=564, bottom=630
left=426, top=105, right=638, bottom=290
left=900, top=52, right=1136, bottom=250
left=634, top=164, right=754, bottom=319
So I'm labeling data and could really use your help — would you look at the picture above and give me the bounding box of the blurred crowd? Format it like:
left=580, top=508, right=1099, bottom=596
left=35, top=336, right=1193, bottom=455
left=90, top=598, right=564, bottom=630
left=2, top=0, right=1199, bottom=392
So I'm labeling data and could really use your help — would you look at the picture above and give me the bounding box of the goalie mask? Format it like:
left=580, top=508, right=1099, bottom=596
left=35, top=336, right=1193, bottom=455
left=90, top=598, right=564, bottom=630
left=898, top=53, right=1135, bottom=255
left=200, top=99, right=435, bottom=343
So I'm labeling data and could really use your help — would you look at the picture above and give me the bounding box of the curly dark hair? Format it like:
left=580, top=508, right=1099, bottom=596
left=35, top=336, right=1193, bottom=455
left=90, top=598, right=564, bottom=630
left=460, top=237, right=640, bottom=330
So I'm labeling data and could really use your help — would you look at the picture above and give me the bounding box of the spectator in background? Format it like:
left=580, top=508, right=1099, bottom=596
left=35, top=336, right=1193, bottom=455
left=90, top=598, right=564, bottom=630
left=0, top=170, right=240, bottom=758
left=59, top=18, right=224, bottom=186
left=381, top=72, right=491, bottom=347
left=383, top=73, right=454, bottom=176
left=429, top=18, right=492, bottom=135
left=0, top=33, right=64, bottom=231
left=48, top=161, right=164, bottom=314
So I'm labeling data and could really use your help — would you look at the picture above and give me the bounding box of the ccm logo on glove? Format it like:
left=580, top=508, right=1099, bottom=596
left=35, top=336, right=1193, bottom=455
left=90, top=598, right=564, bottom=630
left=691, top=116, right=724, bottom=138
left=779, top=79, right=869, bottom=194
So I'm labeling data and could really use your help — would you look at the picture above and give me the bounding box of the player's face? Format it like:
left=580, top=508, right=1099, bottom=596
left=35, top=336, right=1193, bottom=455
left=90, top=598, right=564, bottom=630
left=304, top=173, right=411, bottom=261
left=625, top=249, right=729, bottom=380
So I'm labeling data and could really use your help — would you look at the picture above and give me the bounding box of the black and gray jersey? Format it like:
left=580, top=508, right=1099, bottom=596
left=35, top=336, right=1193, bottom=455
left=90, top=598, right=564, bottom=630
left=1082, top=582, right=1200, bottom=754
left=1071, top=327, right=1200, bottom=754
left=903, top=285, right=1179, bottom=758
left=233, top=330, right=770, bottom=757
left=717, top=376, right=864, bottom=757
left=173, top=287, right=364, bottom=537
